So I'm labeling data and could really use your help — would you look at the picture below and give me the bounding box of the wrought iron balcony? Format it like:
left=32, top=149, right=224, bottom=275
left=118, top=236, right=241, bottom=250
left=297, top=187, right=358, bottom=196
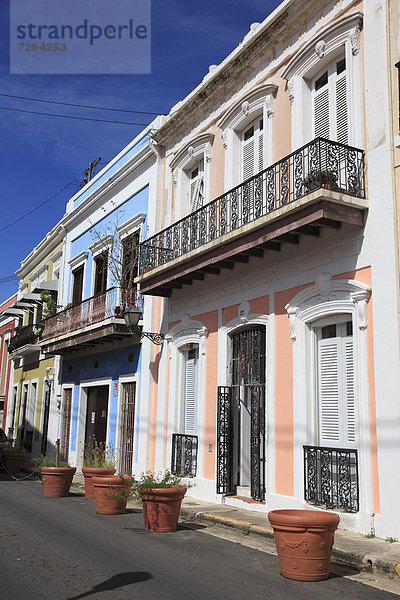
left=137, top=138, right=366, bottom=297
left=40, top=287, right=137, bottom=355
left=303, top=445, right=359, bottom=513
left=171, top=433, right=198, bottom=477
left=8, top=323, right=43, bottom=354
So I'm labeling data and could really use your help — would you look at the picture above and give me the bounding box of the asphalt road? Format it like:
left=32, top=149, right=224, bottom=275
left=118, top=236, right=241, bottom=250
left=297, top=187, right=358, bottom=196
left=0, top=475, right=398, bottom=600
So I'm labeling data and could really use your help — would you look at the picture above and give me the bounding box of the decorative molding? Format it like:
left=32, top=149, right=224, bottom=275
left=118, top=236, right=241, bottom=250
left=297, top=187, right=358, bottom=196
left=68, top=250, right=88, bottom=270
left=285, top=275, right=371, bottom=341
left=204, top=142, right=212, bottom=163
left=217, top=82, right=279, bottom=131
left=89, top=235, right=113, bottom=257
left=287, top=79, right=295, bottom=104
left=350, top=26, right=361, bottom=56
left=238, top=300, right=251, bottom=320
left=222, top=131, right=228, bottom=150
left=315, top=40, right=326, bottom=58
left=170, top=132, right=215, bottom=170
left=116, top=212, right=146, bottom=239
left=241, top=100, right=250, bottom=116
left=266, top=94, right=275, bottom=118
left=282, top=11, right=363, bottom=81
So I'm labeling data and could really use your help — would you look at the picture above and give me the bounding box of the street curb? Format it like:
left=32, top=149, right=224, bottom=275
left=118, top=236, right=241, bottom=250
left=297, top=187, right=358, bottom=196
left=179, top=507, right=399, bottom=577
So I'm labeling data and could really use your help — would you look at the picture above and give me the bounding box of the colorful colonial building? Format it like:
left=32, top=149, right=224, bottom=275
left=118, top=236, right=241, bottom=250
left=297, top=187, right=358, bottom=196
left=135, top=0, right=400, bottom=539
left=0, top=294, right=18, bottom=431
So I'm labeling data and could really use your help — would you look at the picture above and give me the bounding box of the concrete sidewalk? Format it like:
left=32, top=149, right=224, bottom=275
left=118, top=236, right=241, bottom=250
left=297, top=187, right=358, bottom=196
left=175, top=495, right=400, bottom=577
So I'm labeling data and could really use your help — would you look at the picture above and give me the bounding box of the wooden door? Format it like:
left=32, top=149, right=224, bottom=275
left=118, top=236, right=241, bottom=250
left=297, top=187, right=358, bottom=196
left=85, top=386, right=109, bottom=448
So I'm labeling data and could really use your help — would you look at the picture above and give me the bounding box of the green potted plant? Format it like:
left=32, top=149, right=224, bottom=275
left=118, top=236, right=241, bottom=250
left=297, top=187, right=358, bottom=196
left=129, top=470, right=188, bottom=532
left=34, top=454, right=76, bottom=497
left=304, top=169, right=338, bottom=193
left=0, top=441, right=25, bottom=474
left=81, top=441, right=116, bottom=498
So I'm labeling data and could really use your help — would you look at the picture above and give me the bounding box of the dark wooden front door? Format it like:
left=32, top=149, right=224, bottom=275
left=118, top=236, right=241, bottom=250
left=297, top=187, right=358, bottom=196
left=85, top=386, right=109, bottom=448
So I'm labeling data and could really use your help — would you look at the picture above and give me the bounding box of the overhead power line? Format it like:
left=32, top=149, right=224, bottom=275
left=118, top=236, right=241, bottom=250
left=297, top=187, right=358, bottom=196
left=0, top=92, right=161, bottom=116
left=0, top=275, right=19, bottom=283
left=0, top=105, right=149, bottom=125
left=0, top=181, right=75, bottom=234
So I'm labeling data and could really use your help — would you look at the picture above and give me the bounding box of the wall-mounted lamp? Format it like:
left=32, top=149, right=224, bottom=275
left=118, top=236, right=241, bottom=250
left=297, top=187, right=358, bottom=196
left=122, top=304, right=164, bottom=346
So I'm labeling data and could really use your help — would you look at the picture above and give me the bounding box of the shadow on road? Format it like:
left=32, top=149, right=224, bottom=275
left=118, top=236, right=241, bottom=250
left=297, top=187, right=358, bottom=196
left=67, top=571, right=153, bottom=599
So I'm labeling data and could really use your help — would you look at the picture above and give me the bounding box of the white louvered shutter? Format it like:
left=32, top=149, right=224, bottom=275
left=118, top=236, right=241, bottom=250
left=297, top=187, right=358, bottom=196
left=317, top=322, right=355, bottom=448
left=258, top=132, right=264, bottom=172
left=242, top=136, right=255, bottom=180
left=184, top=349, right=198, bottom=434
left=344, top=336, right=355, bottom=443
left=314, top=87, right=330, bottom=139
left=318, top=337, right=341, bottom=444
left=336, top=75, right=348, bottom=145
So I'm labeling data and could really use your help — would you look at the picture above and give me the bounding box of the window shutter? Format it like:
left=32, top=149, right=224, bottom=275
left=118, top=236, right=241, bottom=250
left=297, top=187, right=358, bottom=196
left=243, top=137, right=255, bottom=180
left=258, top=132, right=264, bottom=172
left=314, top=88, right=330, bottom=139
left=318, top=338, right=341, bottom=444
left=344, top=338, right=355, bottom=443
left=336, top=75, right=348, bottom=145
left=184, top=352, right=198, bottom=434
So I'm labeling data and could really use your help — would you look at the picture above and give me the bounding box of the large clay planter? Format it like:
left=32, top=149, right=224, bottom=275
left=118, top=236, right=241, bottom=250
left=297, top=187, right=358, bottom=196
left=268, top=509, right=340, bottom=581
left=92, top=475, right=133, bottom=515
left=82, top=467, right=116, bottom=498
left=141, top=486, right=187, bottom=532
left=41, top=466, right=76, bottom=497
left=1, top=452, right=25, bottom=474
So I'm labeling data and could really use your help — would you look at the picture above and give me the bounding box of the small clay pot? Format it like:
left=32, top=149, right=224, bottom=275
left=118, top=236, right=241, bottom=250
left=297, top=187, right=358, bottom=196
left=92, top=475, right=133, bottom=515
left=82, top=467, right=116, bottom=498
left=41, top=467, right=77, bottom=497
left=141, top=487, right=187, bottom=532
left=268, top=509, right=340, bottom=581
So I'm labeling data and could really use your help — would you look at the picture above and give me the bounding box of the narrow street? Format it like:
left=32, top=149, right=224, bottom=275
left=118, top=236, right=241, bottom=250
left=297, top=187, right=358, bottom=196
left=0, top=476, right=398, bottom=600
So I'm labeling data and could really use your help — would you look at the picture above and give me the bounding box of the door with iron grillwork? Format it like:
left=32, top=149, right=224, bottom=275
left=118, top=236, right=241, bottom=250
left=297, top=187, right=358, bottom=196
left=60, top=389, right=72, bottom=462
left=217, top=326, right=266, bottom=501
left=118, top=382, right=136, bottom=475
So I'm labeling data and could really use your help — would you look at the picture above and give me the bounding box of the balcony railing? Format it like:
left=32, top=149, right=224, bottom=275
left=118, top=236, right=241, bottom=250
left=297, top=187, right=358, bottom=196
left=171, top=433, right=198, bottom=477
left=140, top=137, right=365, bottom=275
left=303, top=445, right=359, bottom=513
left=8, top=323, right=43, bottom=354
left=42, top=287, right=132, bottom=341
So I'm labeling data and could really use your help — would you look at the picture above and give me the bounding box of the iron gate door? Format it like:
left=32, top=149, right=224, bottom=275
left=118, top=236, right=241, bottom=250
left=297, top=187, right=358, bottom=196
left=217, top=326, right=266, bottom=500
left=118, top=382, right=136, bottom=475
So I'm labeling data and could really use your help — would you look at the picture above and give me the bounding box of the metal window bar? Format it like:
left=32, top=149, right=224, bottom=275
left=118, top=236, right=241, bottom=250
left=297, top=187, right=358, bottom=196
left=171, top=433, right=198, bottom=477
left=118, top=383, right=136, bottom=476
left=303, top=445, right=359, bottom=512
left=140, top=138, right=365, bottom=274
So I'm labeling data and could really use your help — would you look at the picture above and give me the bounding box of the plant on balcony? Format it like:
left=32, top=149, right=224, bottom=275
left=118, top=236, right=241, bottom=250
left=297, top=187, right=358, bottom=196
left=0, top=441, right=25, bottom=475
left=304, top=169, right=338, bottom=193
left=123, top=470, right=188, bottom=532
left=81, top=441, right=116, bottom=498
left=40, top=289, right=60, bottom=319
left=34, top=454, right=76, bottom=498
left=90, top=210, right=139, bottom=311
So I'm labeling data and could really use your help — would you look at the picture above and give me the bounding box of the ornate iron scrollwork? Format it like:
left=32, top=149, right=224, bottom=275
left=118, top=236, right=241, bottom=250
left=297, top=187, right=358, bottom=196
left=216, top=386, right=234, bottom=495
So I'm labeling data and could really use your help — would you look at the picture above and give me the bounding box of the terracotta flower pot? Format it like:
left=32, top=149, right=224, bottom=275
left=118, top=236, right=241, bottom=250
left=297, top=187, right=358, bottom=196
left=82, top=467, right=116, bottom=498
left=2, top=452, right=25, bottom=474
left=41, top=467, right=76, bottom=497
left=92, top=475, right=133, bottom=515
left=268, top=509, right=340, bottom=581
left=141, top=486, right=187, bottom=532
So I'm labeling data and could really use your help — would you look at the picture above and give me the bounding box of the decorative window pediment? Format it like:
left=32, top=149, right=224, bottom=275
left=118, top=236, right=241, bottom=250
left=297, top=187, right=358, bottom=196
left=285, top=273, right=371, bottom=341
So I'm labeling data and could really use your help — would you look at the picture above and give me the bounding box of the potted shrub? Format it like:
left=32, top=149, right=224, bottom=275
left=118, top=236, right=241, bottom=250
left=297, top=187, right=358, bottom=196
left=304, top=169, right=338, bottom=193
left=0, top=441, right=25, bottom=474
left=268, top=509, right=340, bottom=581
left=35, top=455, right=76, bottom=497
left=92, top=474, right=133, bottom=515
left=130, top=471, right=188, bottom=532
left=81, top=442, right=116, bottom=498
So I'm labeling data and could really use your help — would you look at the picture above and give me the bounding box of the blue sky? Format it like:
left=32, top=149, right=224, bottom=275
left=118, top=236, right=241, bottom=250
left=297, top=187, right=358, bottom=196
left=0, top=0, right=281, bottom=300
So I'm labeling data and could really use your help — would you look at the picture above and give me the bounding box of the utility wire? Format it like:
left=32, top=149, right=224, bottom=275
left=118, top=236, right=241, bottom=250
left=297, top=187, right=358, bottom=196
left=0, top=105, right=149, bottom=126
left=0, top=180, right=75, bottom=234
left=0, top=276, right=19, bottom=283
left=0, top=92, right=160, bottom=116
